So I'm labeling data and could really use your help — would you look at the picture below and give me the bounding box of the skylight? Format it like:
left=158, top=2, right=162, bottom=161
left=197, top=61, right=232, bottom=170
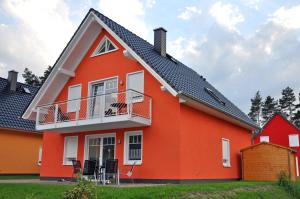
left=204, top=87, right=225, bottom=106
left=92, top=36, right=118, bottom=56
left=23, top=87, right=31, bottom=94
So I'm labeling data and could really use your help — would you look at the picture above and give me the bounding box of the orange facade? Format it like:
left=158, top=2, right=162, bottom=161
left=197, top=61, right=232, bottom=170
left=40, top=30, right=252, bottom=181
left=0, top=129, right=42, bottom=174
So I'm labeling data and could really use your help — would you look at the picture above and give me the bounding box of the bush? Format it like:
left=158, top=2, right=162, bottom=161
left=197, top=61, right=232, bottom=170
left=63, top=178, right=97, bottom=199
left=277, top=170, right=300, bottom=198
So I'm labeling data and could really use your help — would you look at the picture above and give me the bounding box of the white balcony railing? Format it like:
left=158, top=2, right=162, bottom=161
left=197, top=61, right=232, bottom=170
left=36, top=90, right=152, bottom=132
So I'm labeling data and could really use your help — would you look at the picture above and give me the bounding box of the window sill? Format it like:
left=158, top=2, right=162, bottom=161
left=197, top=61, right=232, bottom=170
left=124, top=161, right=142, bottom=166
left=223, top=164, right=231, bottom=168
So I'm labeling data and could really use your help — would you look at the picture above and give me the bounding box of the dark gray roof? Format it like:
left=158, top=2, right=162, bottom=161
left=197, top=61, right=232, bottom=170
left=0, top=77, right=39, bottom=132
left=91, top=9, right=257, bottom=128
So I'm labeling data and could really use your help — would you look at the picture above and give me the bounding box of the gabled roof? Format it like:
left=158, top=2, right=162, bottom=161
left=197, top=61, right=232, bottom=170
left=254, top=113, right=300, bottom=137
left=22, top=8, right=257, bottom=129
left=91, top=9, right=257, bottom=128
left=241, top=142, right=296, bottom=153
left=0, top=77, right=39, bottom=132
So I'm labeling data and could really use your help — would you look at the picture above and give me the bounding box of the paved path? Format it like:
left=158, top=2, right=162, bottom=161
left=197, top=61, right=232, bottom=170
left=0, top=179, right=165, bottom=187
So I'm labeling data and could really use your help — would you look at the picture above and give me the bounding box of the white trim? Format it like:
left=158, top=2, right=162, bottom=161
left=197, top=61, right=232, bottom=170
left=91, top=35, right=118, bottom=57
left=63, top=136, right=78, bottom=165
left=222, top=138, right=231, bottom=168
left=58, top=68, right=75, bottom=77
left=91, top=12, right=178, bottom=97
left=83, top=133, right=116, bottom=166
left=38, top=145, right=42, bottom=166
left=124, top=130, right=143, bottom=165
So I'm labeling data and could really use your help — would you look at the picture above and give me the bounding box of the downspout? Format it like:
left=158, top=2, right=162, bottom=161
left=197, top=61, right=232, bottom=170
left=288, top=151, right=292, bottom=180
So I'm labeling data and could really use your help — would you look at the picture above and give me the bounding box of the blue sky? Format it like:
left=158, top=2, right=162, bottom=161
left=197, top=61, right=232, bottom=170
left=0, top=0, right=300, bottom=113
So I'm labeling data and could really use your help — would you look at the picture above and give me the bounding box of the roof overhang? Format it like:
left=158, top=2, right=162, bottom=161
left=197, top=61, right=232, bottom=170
left=22, top=10, right=177, bottom=120
left=177, top=92, right=259, bottom=131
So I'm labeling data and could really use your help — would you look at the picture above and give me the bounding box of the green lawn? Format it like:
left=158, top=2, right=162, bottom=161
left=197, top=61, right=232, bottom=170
left=0, top=181, right=293, bottom=199
left=0, top=175, right=39, bottom=180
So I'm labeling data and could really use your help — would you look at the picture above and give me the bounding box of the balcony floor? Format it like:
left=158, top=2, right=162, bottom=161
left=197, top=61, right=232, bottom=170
left=36, top=114, right=151, bottom=133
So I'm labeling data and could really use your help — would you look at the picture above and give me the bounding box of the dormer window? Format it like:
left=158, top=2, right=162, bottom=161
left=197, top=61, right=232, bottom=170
left=92, top=36, right=118, bottom=57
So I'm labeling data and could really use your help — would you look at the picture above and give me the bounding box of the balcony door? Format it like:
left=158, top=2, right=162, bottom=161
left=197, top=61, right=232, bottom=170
left=85, top=134, right=115, bottom=166
left=89, top=78, right=118, bottom=118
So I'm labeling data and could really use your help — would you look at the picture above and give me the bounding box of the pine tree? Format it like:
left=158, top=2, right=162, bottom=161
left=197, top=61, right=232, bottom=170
left=22, top=68, right=41, bottom=86
left=22, top=66, right=53, bottom=87
left=39, top=65, right=52, bottom=84
left=279, top=87, right=296, bottom=120
left=293, top=93, right=300, bottom=128
left=261, top=96, right=278, bottom=124
left=248, top=91, right=262, bottom=126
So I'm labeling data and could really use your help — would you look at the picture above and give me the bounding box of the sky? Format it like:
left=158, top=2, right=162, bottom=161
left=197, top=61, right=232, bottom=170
left=0, top=0, right=300, bottom=113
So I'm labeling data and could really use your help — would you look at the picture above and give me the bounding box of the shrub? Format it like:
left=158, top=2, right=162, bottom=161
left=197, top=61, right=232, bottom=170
left=277, top=170, right=300, bottom=198
left=63, top=178, right=97, bottom=199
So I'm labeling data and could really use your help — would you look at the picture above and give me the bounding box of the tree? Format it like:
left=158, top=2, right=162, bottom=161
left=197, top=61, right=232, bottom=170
left=248, top=91, right=262, bottom=126
left=261, top=96, right=278, bottom=124
left=293, top=110, right=300, bottom=129
left=279, top=87, right=296, bottom=120
left=22, top=68, right=41, bottom=86
left=39, top=65, right=52, bottom=84
left=22, top=66, right=52, bottom=87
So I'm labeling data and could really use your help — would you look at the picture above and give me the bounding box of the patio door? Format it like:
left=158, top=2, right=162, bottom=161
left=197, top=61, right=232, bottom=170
left=86, top=135, right=115, bottom=166
left=89, top=78, right=118, bottom=118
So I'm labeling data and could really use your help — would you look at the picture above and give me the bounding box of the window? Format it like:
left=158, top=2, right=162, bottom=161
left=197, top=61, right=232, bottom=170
left=204, top=87, right=225, bottom=106
left=124, top=131, right=143, bottom=165
left=260, top=136, right=269, bottom=143
left=222, top=138, right=230, bottom=167
left=127, top=71, right=144, bottom=102
left=67, top=85, right=81, bottom=112
left=92, top=36, right=118, bottom=56
left=289, top=134, right=299, bottom=147
left=63, top=136, right=78, bottom=165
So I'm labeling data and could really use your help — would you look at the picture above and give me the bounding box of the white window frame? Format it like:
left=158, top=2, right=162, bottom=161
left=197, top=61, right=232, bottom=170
left=260, top=136, right=269, bottom=143
left=289, top=134, right=299, bottom=147
left=63, top=136, right=78, bottom=165
left=126, top=70, right=144, bottom=103
left=67, top=84, right=82, bottom=113
left=83, top=133, right=116, bottom=166
left=222, top=138, right=231, bottom=167
left=91, top=36, right=118, bottom=57
left=124, top=131, right=143, bottom=165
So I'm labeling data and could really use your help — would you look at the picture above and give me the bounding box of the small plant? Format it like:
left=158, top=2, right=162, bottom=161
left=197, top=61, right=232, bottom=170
left=63, top=175, right=97, bottom=199
left=277, top=170, right=290, bottom=187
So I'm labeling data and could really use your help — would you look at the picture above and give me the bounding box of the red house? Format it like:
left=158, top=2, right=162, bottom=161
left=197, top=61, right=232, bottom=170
left=23, top=9, right=258, bottom=183
left=254, top=113, right=300, bottom=176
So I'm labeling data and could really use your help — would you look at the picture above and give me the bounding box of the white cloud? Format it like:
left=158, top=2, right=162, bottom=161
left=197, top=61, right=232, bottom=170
left=209, top=1, right=245, bottom=32
left=178, top=6, right=202, bottom=20
left=0, top=0, right=77, bottom=77
left=270, top=5, right=300, bottom=29
left=98, top=0, right=149, bottom=39
left=169, top=23, right=300, bottom=112
left=145, top=0, right=156, bottom=8
left=243, top=0, right=260, bottom=10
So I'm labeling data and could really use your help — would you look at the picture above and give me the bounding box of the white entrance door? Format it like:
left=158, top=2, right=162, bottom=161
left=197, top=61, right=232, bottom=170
left=90, top=82, right=105, bottom=118
left=86, top=135, right=115, bottom=166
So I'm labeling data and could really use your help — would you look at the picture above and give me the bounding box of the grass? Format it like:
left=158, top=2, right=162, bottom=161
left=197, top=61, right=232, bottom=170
left=0, top=181, right=293, bottom=199
left=0, top=175, right=39, bottom=180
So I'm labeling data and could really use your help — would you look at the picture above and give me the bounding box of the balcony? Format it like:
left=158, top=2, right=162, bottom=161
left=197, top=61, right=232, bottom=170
left=36, top=90, right=152, bottom=133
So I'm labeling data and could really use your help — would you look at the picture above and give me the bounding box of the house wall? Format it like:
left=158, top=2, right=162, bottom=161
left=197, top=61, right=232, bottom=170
left=179, top=105, right=252, bottom=180
left=253, top=114, right=300, bottom=174
left=0, top=129, right=42, bottom=174
left=40, top=29, right=182, bottom=180
left=241, top=143, right=297, bottom=181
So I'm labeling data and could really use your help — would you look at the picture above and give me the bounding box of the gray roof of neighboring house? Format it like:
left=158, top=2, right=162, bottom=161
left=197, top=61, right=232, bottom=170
left=0, top=77, right=39, bottom=132
left=91, top=9, right=257, bottom=128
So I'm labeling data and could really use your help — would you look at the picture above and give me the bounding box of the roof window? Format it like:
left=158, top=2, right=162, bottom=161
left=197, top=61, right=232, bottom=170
left=204, top=87, right=225, bottom=106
